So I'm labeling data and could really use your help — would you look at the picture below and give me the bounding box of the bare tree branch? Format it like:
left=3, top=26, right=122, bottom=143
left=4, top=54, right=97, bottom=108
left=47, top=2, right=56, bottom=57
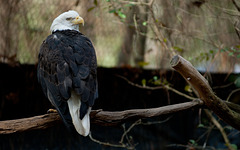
left=232, top=0, right=240, bottom=12
left=116, top=74, right=240, bottom=114
left=0, top=113, right=62, bottom=134
left=170, top=55, right=240, bottom=131
left=115, top=74, right=196, bottom=100
left=0, top=99, right=203, bottom=134
left=90, top=99, right=203, bottom=126
left=89, top=132, right=128, bottom=149
left=234, top=21, right=240, bottom=40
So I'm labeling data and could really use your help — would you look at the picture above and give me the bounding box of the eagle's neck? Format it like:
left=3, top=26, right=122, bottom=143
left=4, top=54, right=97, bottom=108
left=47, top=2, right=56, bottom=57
left=50, top=24, right=79, bottom=33
left=52, top=29, right=82, bottom=36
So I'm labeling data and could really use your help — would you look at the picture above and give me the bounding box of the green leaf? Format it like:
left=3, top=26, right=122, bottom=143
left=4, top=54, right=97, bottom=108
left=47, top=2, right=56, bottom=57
left=234, top=77, right=240, bottom=88
left=237, top=54, right=240, bottom=58
left=230, top=144, right=238, bottom=150
left=220, top=48, right=227, bottom=52
left=189, top=139, right=195, bottom=144
left=138, top=61, right=149, bottom=67
left=229, top=52, right=234, bottom=56
left=124, top=4, right=134, bottom=7
left=163, top=38, right=167, bottom=43
left=109, top=9, right=116, bottom=13
left=142, top=21, right=147, bottom=26
left=142, top=79, right=146, bottom=87
left=206, top=53, right=209, bottom=61
left=184, top=85, right=192, bottom=93
left=231, top=46, right=237, bottom=52
left=189, top=139, right=197, bottom=146
left=197, top=123, right=204, bottom=128
left=87, top=7, right=95, bottom=12
left=173, top=46, right=183, bottom=52
left=153, top=80, right=161, bottom=85
left=225, top=125, right=234, bottom=130
left=153, top=76, right=158, bottom=81
left=94, top=0, right=98, bottom=6
left=118, top=11, right=126, bottom=19
left=162, top=78, right=169, bottom=85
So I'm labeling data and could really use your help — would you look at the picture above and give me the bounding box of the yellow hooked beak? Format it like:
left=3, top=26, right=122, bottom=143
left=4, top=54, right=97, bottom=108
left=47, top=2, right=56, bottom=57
left=72, top=16, right=84, bottom=26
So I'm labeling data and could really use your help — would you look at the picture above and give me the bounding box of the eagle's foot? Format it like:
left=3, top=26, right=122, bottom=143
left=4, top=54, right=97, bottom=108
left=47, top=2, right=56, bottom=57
left=47, top=109, right=57, bottom=113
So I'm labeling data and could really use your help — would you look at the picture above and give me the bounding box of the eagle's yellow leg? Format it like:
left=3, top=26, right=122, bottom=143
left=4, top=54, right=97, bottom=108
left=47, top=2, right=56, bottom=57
left=47, top=108, right=57, bottom=113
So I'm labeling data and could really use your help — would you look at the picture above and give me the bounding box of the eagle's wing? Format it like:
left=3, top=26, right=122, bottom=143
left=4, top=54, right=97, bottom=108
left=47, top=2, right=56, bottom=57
left=37, top=30, right=98, bottom=132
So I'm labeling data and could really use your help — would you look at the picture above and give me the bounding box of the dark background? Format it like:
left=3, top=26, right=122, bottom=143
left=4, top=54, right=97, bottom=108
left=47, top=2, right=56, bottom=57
left=0, top=63, right=239, bottom=150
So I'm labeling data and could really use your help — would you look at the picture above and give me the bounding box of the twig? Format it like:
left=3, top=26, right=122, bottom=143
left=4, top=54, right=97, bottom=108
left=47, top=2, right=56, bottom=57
left=226, top=88, right=240, bottom=102
left=116, top=74, right=240, bottom=114
left=234, top=21, right=240, bottom=40
left=207, top=3, right=240, bottom=17
left=147, top=3, right=176, bottom=57
left=120, top=119, right=141, bottom=144
left=141, top=116, right=172, bottom=125
left=118, top=0, right=154, bottom=6
left=89, top=132, right=128, bottom=149
left=116, top=74, right=196, bottom=100
left=119, top=116, right=171, bottom=147
left=167, top=143, right=216, bottom=150
left=232, top=0, right=240, bottom=12
left=204, top=110, right=235, bottom=150
left=212, top=82, right=234, bottom=90
left=90, top=116, right=170, bottom=149
left=195, top=124, right=215, bottom=149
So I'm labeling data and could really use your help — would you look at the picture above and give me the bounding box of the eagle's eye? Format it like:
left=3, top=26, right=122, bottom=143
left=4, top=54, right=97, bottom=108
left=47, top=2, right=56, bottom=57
left=66, top=17, right=72, bottom=21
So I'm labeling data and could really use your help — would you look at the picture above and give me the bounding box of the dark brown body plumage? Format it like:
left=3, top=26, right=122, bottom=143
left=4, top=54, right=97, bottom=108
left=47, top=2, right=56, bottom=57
left=37, top=30, right=98, bottom=128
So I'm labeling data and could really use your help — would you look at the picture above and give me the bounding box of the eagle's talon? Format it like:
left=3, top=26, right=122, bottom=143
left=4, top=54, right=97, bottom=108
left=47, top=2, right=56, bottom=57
left=47, top=109, right=57, bottom=113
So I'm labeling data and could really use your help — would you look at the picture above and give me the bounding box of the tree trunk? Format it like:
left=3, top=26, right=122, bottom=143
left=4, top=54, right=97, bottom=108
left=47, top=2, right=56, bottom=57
left=118, top=3, right=148, bottom=67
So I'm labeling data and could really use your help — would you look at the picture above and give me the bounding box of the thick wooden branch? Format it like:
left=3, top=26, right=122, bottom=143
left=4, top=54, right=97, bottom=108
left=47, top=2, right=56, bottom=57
left=0, top=99, right=203, bottom=134
left=90, top=99, right=203, bottom=126
left=170, top=55, right=240, bottom=131
left=0, top=113, right=62, bottom=134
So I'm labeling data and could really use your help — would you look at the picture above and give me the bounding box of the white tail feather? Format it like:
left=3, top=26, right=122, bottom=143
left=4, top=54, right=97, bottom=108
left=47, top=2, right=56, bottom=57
left=67, top=91, right=91, bottom=136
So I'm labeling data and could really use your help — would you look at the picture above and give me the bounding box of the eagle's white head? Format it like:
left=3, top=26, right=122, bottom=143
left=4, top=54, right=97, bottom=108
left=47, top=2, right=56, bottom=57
left=50, top=10, right=84, bottom=32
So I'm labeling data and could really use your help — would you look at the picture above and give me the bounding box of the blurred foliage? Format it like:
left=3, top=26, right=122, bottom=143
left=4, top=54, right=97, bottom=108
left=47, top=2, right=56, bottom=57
left=234, top=76, right=240, bottom=88
left=231, top=144, right=238, bottom=150
left=0, top=0, right=239, bottom=71
left=184, top=84, right=193, bottom=93
left=141, top=75, right=169, bottom=87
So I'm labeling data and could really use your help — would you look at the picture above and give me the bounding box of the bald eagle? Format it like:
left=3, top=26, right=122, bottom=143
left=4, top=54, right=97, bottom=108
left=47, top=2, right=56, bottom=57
left=37, top=10, right=98, bottom=136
